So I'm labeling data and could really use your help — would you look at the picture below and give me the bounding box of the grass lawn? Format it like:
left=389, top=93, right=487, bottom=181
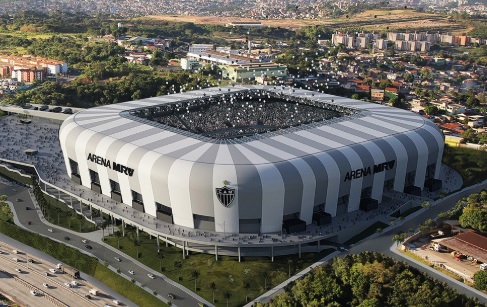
left=442, top=145, right=487, bottom=187
left=103, top=230, right=334, bottom=307
left=345, top=221, right=389, bottom=245
left=93, top=264, right=166, bottom=307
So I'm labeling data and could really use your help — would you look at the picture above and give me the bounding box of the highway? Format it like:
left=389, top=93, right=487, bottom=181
left=0, top=182, right=211, bottom=307
left=0, top=243, right=118, bottom=307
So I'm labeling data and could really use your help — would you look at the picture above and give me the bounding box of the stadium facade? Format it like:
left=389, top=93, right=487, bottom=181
left=59, top=85, right=444, bottom=235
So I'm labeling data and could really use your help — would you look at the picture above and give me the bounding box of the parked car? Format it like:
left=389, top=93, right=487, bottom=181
left=43, top=283, right=49, bottom=288
left=481, top=263, right=487, bottom=270
left=15, top=268, right=22, bottom=273
left=39, top=105, right=49, bottom=111
left=85, top=245, right=92, bottom=250
left=62, top=108, right=73, bottom=114
left=50, top=107, right=62, bottom=113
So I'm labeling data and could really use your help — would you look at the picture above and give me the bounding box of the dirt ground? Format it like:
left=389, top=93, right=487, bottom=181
left=142, top=10, right=468, bottom=33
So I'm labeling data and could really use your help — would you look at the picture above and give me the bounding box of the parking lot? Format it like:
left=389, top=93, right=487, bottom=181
left=405, top=237, right=481, bottom=283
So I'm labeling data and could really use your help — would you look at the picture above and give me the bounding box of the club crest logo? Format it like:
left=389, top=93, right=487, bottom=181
left=216, top=181, right=235, bottom=207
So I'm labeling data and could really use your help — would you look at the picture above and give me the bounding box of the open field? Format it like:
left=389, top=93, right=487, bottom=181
left=143, top=9, right=468, bottom=33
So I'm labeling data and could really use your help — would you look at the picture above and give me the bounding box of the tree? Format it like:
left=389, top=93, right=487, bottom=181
left=392, top=232, right=407, bottom=246
left=114, top=230, right=122, bottom=249
left=174, top=260, right=182, bottom=280
left=421, top=201, right=431, bottom=209
left=209, top=282, right=217, bottom=303
left=191, top=270, right=200, bottom=291
left=100, top=220, right=109, bottom=241
left=288, top=258, right=293, bottom=278
left=473, top=270, right=487, bottom=290
left=461, top=129, right=478, bottom=144
left=262, top=271, right=269, bottom=290
left=423, top=105, right=439, bottom=115
left=223, top=291, right=232, bottom=307
left=459, top=203, right=487, bottom=232
left=244, top=282, right=251, bottom=302
left=157, top=251, right=165, bottom=271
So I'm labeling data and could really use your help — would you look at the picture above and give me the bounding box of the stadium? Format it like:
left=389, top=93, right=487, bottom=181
left=59, top=85, right=444, bottom=236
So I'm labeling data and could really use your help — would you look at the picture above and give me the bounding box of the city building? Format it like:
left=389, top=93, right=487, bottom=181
left=59, top=86, right=444, bottom=235
left=188, top=44, right=214, bottom=53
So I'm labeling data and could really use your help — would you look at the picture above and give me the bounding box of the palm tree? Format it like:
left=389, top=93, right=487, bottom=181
left=157, top=251, right=165, bottom=271
left=132, top=239, right=141, bottom=259
left=174, top=260, right=182, bottom=280
left=223, top=291, right=232, bottom=307
left=100, top=220, right=109, bottom=241
left=244, top=282, right=251, bottom=302
left=191, top=270, right=200, bottom=291
left=262, top=272, right=269, bottom=290
left=209, top=282, right=217, bottom=303
left=114, top=230, right=122, bottom=249
left=287, top=258, right=293, bottom=278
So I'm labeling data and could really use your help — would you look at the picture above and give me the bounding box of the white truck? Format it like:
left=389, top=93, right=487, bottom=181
left=89, top=289, right=99, bottom=296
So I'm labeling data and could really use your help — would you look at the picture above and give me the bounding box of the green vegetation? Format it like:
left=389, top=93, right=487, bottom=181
left=103, top=228, right=333, bottom=306
left=0, top=195, right=13, bottom=222
left=473, top=270, right=487, bottom=291
left=32, top=179, right=95, bottom=232
left=456, top=191, right=487, bottom=233
left=344, top=221, right=388, bottom=245
left=258, top=251, right=483, bottom=307
left=442, top=145, right=487, bottom=187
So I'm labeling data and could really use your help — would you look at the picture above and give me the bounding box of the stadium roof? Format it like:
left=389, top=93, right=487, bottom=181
left=64, top=85, right=439, bottom=165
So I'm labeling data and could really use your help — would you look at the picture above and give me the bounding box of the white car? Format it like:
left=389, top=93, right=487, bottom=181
left=147, top=274, right=155, bottom=279
left=70, top=280, right=78, bottom=286
left=30, top=290, right=39, bottom=296
left=64, top=282, right=73, bottom=288
left=113, top=300, right=120, bottom=305
left=43, top=283, right=49, bottom=288
left=128, top=270, right=135, bottom=275
left=82, top=239, right=88, bottom=243
left=49, top=268, right=57, bottom=273
left=15, top=268, right=22, bottom=273
left=114, top=257, right=121, bottom=262
left=481, top=263, right=487, bottom=270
